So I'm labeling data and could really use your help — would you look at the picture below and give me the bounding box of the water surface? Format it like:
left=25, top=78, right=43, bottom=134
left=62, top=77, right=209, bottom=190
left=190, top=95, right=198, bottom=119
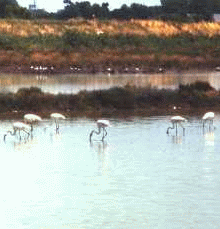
left=0, top=70, right=220, bottom=94
left=1, top=115, right=220, bottom=228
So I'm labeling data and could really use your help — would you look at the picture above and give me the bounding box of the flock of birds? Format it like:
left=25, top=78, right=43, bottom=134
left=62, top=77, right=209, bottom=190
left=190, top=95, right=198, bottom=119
left=166, top=111, right=215, bottom=135
left=3, top=113, right=110, bottom=143
left=2, top=111, right=215, bottom=143
left=90, top=112, right=215, bottom=141
left=3, top=113, right=66, bottom=142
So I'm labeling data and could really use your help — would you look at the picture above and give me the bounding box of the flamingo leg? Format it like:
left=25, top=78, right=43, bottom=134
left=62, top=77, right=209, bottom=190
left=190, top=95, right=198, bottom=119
left=102, top=127, right=108, bottom=141
left=179, top=122, right=185, bottom=136
left=23, top=129, right=30, bottom=140
left=54, top=120, right=59, bottom=134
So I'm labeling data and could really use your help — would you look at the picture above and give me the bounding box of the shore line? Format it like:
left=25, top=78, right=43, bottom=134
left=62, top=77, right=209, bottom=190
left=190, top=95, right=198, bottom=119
left=0, top=61, right=218, bottom=75
left=0, top=81, right=219, bottom=120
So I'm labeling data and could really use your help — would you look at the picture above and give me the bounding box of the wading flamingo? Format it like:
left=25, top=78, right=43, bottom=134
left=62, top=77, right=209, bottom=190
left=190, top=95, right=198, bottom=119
left=202, top=112, right=215, bottom=130
left=24, top=114, right=42, bottom=132
left=90, top=119, right=110, bottom=142
left=50, top=113, right=66, bottom=133
left=4, top=122, right=31, bottom=142
left=167, top=116, right=187, bottom=135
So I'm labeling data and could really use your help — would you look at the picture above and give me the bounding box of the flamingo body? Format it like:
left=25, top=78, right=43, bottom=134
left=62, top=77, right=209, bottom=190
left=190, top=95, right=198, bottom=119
left=97, top=119, right=110, bottom=128
left=4, top=122, right=31, bottom=141
left=24, top=114, right=42, bottom=133
left=202, top=112, right=215, bottom=130
left=24, top=114, right=42, bottom=122
left=13, top=122, right=31, bottom=131
left=90, top=119, right=110, bottom=142
left=50, top=113, right=66, bottom=133
left=50, top=113, right=66, bottom=120
left=202, top=112, right=214, bottom=120
left=167, top=116, right=186, bottom=135
left=170, top=116, right=187, bottom=123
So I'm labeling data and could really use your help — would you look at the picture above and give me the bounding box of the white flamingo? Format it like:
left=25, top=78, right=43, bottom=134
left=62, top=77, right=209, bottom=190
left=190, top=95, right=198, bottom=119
left=90, top=119, right=110, bottom=142
left=167, top=116, right=187, bottom=135
left=50, top=113, right=66, bottom=133
left=4, top=122, right=31, bottom=142
left=202, top=112, right=215, bottom=130
left=24, top=114, right=42, bottom=132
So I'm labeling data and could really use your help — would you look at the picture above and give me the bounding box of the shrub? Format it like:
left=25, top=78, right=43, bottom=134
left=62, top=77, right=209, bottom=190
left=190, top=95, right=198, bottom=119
left=179, top=81, right=214, bottom=93
left=16, top=87, right=43, bottom=97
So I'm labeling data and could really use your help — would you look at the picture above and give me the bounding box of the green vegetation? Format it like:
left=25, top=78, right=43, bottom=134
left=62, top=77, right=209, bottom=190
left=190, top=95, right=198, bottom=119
left=0, top=28, right=219, bottom=69
left=1, top=81, right=220, bottom=118
left=0, top=19, right=219, bottom=70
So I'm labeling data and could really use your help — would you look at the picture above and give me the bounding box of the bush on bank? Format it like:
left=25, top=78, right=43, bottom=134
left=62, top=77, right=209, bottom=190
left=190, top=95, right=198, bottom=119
left=0, top=81, right=219, bottom=117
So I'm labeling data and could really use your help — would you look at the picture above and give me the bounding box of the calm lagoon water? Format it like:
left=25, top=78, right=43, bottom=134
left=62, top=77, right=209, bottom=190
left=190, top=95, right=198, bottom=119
left=0, top=70, right=220, bottom=94
left=0, top=115, right=220, bottom=228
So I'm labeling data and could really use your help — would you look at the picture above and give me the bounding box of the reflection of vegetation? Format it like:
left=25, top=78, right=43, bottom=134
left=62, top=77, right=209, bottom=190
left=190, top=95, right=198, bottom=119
left=1, top=81, right=220, bottom=117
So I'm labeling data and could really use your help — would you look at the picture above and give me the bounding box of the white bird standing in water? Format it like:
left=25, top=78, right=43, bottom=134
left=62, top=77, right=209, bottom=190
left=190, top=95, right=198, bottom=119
left=24, top=114, right=42, bottom=132
left=167, top=116, right=187, bottom=135
left=90, top=119, right=110, bottom=142
left=50, top=113, right=66, bottom=133
left=4, top=121, right=31, bottom=142
left=202, top=112, right=215, bottom=129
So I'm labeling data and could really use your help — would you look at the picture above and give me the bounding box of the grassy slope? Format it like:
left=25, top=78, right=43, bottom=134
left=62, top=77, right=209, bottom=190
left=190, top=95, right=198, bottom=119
left=0, top=19, right=219, bottom=70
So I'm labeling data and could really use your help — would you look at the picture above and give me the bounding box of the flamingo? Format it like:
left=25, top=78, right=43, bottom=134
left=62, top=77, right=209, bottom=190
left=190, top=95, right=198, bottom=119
left=167, top=116, right=187, bottom=135
left=90, top=119, right=110, bottom=142
left=4, top=122, right=31, bottom=142
left=24, top=114, right=42, bottom=132
left=50, top=113, right=66, bottom=133
left=202, top=112, right=214, bottom=130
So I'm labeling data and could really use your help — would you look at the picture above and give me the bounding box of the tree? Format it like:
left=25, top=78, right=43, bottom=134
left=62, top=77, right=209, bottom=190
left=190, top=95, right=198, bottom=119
left=0, top=0, right=18, bottom=18
left=130, top=4, right=149, bottom=19
left=160, top=0, right=189, bottom=15
left=161, top=0, right=220, bottom=17
left=101, top=3, right=110, bottom=19
left=6, top=5, right=31, bottom=18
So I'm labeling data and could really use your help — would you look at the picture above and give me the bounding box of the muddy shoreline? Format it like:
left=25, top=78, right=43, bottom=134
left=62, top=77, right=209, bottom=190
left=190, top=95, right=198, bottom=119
left=1, top=106, right=220, bottom=121
left=0, top=61, right=217, bottom=75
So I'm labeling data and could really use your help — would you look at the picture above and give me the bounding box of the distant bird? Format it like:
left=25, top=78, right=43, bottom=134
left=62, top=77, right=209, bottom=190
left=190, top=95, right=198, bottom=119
left=157, top=65, right=166, bottom=73
left=50, top=113, right=66, bottom=133
left=90, top=119, right=110, bottom=142
left=167, top=116, right=187, bottom=135
left=24, top=114, right=42, bottom=132
left=202, top=112, right=214, bottom=129
left=215, top=66, right=220, bottom=71
left=4, top=122, right=31, bottom=142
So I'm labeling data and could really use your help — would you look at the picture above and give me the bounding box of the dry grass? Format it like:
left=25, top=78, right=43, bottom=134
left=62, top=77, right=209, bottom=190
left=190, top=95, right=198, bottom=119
left=0, top=19, right=220, bottom=38
left=0, top=19, right=219, bottom=70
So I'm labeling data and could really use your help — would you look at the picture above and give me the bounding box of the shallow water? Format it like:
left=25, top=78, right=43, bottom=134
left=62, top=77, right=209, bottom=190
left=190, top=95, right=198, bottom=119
left=1, top=115, right=220, bottom=228
left=0, top=70, right=220, bottom=94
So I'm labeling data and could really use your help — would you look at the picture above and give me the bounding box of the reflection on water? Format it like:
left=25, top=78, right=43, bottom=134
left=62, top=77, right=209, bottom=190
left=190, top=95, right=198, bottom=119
left=1, top=115, right=220, bottom=228
left=90, top=141, right=110, bottom=176
left=0, top=70, right=220, bottom=94
left=171, top=135, right=183, bottom=144
left=204, top=131, right=215, bottom=146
